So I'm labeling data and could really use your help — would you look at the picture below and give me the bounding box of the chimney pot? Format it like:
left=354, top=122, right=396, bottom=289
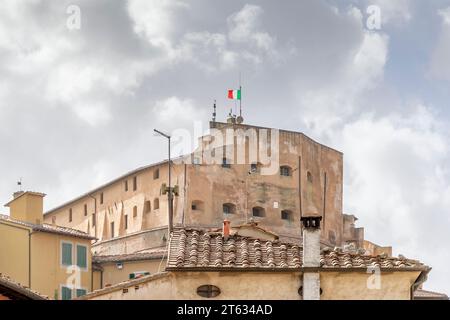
left=223, top=220, right=230, bottom=239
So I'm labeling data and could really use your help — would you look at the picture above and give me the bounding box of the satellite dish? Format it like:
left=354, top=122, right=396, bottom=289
left=236, top=116, right=244, bottom=124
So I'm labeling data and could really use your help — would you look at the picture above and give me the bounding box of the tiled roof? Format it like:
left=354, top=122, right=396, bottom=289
left=0, top=214, right=96, bottom=240
left=93, top=251, right=166, bottom=264
left=414, top=289, right=449, bottom=300
left=0, top=274, right=48, bottom=300
left=167, top=228, right=429, bottom=271
left=75, top=272, right=171, bottom=300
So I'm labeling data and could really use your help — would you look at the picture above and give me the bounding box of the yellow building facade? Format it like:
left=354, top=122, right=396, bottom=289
left=0, top=191, right=95, bottom=300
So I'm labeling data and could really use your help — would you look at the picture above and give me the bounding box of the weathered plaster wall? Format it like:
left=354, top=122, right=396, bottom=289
left=86, top=270, right=419, bottom=300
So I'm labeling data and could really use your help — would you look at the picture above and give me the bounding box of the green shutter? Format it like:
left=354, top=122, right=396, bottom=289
left=76, top=245, right=87, bottom=269
left=61, top=286, right=72, bottom=300
left=76, top=289, right=87, bottom=297
left=62, top=243, right=72, bottom=266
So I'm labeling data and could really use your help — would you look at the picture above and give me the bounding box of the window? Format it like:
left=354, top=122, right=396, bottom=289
left=153, top=169, right=160, bottom=180
left=197, top=285, right=221, bottom=298
left=84, top=204, right=87, bottom=216
left=329, top=231, right=336, bottom=245
left=124, top=215, right=128, bottom=230
left=281, top=210, right=293, bottom=221
left=221, top=158, right=231, bottom=168
left=68, top=208, right=72, bottom=223
left=100, top=192, right=104, bottom=204
left=76, top=245, right=87, bottom=269
left=280, top=165, right=292, bottom=177
left=133, top=176, right=137, bottom=191
left=133, top=206, right=138, bottom=217
left=124, top=180, right=128, bottom=192
left=145, top=201, right=151, bottom=213
left=252, top=206, right=265, bottom=217
left=52, top=216, right=56, bottom=224
left=61, top=242, right=72, bottom=266
left=154, top=198, right=159, bottom=210
left=111, top=222, right=115, bottom=238
left=250, top=163, right=258, bottom=173
left=92, top=213, right=96, bottom=227
left=76, top=289, right=87, bottom=298
left=223, top=203, right=236, bottom=215
left=307, top=171, right=313, bottom=183
left=61, top=286, right=72, bottom=300
left=191, top=200, right=204, bottom=211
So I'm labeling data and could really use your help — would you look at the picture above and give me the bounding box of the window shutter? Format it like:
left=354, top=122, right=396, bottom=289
left=76, top=245, right=87, bottom=269
left=76, top=289, right=87, bottom=297
left=62, top=286, right=72, bottom=300
left=62, top=243, right=72, bottom=266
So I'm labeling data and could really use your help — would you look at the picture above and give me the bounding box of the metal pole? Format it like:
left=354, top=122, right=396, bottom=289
left=168, top=136, right=173, bottom=234
left=154, top=129, right=173, bottom=235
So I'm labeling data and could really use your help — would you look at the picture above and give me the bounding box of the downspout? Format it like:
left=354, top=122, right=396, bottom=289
left=28, top=231, right=32, bottom=288
left=410, top=268, right=431, bottom=300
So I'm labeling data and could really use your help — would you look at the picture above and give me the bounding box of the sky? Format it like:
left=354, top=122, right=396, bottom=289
left=0, top=0, right=449, bottom=293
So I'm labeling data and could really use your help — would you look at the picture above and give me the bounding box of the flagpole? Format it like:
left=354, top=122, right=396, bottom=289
left=239, top=72, right=242, bottom=117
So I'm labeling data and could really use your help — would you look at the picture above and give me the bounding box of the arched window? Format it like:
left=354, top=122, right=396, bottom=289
left=154, top=198, right=160, bottom=210
left=281, top=210, right=293, bottom=221
left=223, top=203, right=236, bottom=215
left=252, top=206, right=265, bottom=217
left=133, top=206, right=138, bottom=217
left=191, top=200, right=204, bottom=211
left=145, top=201, right=151, bottom=213
left=307, top=171, right=313, bottom=183
left=280, top=165, right=292, bottom=177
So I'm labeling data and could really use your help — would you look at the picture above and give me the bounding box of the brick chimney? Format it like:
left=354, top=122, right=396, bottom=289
left=223, top=220, right=230, bottom=239
left=301, top=216, right=322, bottom=300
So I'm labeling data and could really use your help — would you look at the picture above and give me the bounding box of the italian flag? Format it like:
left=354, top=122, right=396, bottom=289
left=228, top=89, right=241, bottom=100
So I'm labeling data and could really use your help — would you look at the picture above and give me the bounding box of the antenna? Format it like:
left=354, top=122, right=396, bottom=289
left=212, top=100, right=216, bottom=123
left=17, top=178, right=22, bottom=191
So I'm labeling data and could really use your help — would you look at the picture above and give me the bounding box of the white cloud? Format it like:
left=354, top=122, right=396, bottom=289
left=334, top=105, right=450, bottom=292
left=429, top=6, right=450, bottom=81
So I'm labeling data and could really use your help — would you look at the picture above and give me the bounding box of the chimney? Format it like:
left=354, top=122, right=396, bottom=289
left=301, top=216, right=322, bottom=300
left=223, top=220, right=230, bottom=239
left=4, top=191, right=46, bottom=225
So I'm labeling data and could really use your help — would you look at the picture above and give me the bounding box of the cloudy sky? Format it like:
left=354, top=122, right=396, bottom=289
left=1, top=0, right=449, bottom=293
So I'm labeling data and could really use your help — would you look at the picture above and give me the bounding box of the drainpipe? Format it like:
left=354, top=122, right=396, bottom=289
left=410, top=268, right=431, bottom=300
left=301, top=216, right=322, bottom=300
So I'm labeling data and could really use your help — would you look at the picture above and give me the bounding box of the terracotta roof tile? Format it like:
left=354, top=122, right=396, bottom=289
left=0, top=214, right=96, bottom=240
left=93, top=251, right=166, bottom=264
left=167, top=228, right=429, bottom=271
left=0, top=274, right=48, bottom=300
left=414, top=289, right=449, bottom=300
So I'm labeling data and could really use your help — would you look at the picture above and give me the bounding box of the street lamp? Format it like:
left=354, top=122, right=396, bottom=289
left=154, top=129, right=173, bottom=234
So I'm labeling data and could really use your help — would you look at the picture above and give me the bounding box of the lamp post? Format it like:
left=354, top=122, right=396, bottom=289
left=154, top=129, right=173, bottom=234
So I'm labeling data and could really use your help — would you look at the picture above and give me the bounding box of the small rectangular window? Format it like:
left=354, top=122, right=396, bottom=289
left=100, top=193, right=104, bottom=204
left=133, top=176, right=137, bottom=191
left=153, top=169, right=159, bottom=180
left=61, top=286, right=72, bottom=300
left=125, top=180, right=128, bottom=192
left=84, top=204, right=87, bottom=216
left=76, top=245, right=87, bottom=269
left=222, top=158, right=231, bottom=168
left=124, top=215, right=128, bottom=230
left=92, top=213, right=96, bottom=227
left=111, top=222, right=115, bottom=238
left=62, top=242, right=72, bottom=266
left=69, top=208, right=72, bottom=223
left=76, top=289, right=87, bottom=298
